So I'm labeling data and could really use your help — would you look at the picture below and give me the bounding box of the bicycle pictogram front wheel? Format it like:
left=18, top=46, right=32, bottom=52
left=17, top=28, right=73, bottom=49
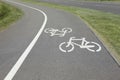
left=59, top=42, right=74, bottom=52
left=44, top=28, right=54, bottom=33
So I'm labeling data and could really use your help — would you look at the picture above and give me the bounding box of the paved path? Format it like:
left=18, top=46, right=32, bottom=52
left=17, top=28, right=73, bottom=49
left=0, top=0, right=120, bottom=80
left=40, top=0, right=120, bottom=14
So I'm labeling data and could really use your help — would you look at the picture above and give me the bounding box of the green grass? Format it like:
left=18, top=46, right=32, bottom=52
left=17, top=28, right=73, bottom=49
left=0, top=1, right=23, bottom=30
left=22, top=0, right=120, bottom=59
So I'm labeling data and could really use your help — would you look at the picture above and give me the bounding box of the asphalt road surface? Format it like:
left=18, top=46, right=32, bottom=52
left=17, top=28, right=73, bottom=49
left=40, top=0, right=120, bottom=14
left=0, top=0, right=120, bottom=80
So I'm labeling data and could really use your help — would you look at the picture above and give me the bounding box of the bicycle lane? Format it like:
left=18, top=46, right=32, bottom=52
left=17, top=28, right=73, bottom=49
left=5, top=1, right=120, bottom=80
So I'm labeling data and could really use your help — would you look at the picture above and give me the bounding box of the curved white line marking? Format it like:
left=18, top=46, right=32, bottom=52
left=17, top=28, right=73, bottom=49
left=4, top=0, right=47, bottom=80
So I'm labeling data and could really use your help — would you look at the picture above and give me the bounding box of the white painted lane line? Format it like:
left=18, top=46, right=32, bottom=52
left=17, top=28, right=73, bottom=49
left=4, top=0, right=47, bottom=80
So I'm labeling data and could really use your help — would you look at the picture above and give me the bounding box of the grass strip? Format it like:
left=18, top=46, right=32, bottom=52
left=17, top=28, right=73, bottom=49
left=0, top=1, right=23, bottom=30
left=23, top=0, right=120, bottom=60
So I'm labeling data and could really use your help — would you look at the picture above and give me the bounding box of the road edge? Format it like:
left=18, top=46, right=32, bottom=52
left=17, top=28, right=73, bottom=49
left=4, top=0, right=48, bottom=80
left=79, top=17, right=120, bottom=67
left=22, top=0, right=120, bottom=67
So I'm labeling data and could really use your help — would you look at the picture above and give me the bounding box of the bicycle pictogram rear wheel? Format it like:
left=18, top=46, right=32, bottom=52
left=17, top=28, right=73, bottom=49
left=86, top=42, right=101, bottom=52
left=62, top=28, right=72, bottom=33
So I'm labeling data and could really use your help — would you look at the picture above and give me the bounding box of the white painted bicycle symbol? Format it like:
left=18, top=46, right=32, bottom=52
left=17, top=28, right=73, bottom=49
left=44, top=28, right=72, bottom=37
left=59, top=37, right=101, bottom=52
